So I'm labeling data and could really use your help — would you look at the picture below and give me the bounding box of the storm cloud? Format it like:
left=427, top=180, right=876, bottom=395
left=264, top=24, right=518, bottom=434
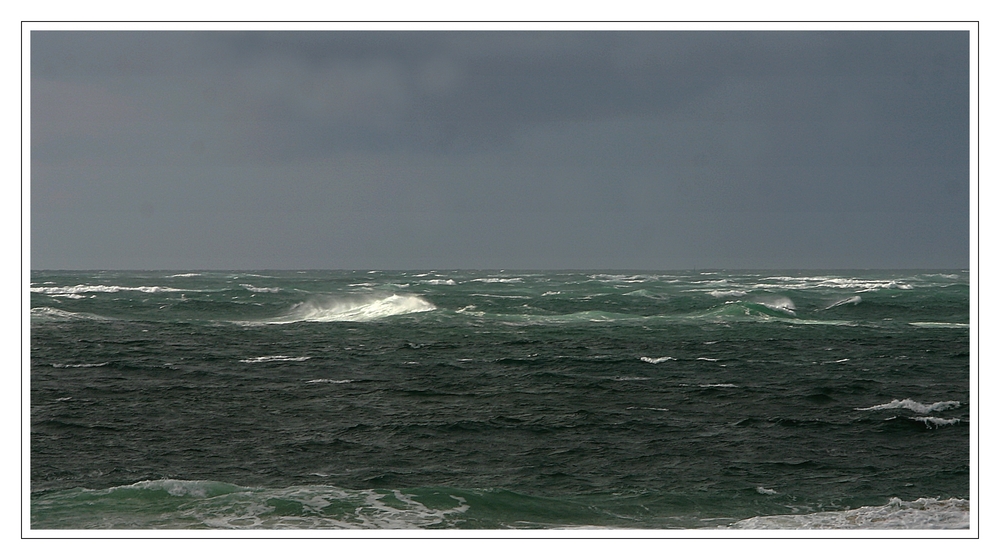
left=31, top=30, right=970, bottom=270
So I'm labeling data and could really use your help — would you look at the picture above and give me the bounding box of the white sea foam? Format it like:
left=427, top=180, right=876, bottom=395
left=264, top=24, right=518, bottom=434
left=31, top=284, right=186, bottom=295
left=305, top=379, right=353, bottom=384
left=202, top=487, right=469, bottom=529
left=240, top=284, right=281, bottom=293
left=266, top=294, right=436, bottom=323
left=709, top=290, right=747, bottom=298
left=168, top=273, right=201, bottom=277
left=700, top=383, right=737, bottom=388
left=627, top=406, right=669, bottom=411
left=128, top=479, right=234, bottom=498
left=30, top=307, right=109, bottom=322
left=39, top=481, right=473, bottom=529
left=911, top=416, right=962, bottom=428
left=696, top=357, right=719, bottom=362
left=589, top=274, right=660, bottom=283
left=755, top=486, right=778, bottom=495
left=909, top=322, right=969, bottom=329
left=641, top=356, right=676, bottom=364
left=753, top=277, right=914, bottom=292
left=855, top=399, right=961, bottom=414
left=422, top=279, right=456, bottom=285
left=52, top=362, right=109, bottom=368
left=470, top=277, right=523, bottom=283
left=757, top=297, right=796, bottom=315
left=728, top=497, right=969, bottom=529
left=239, top=356, right=311, bottom=363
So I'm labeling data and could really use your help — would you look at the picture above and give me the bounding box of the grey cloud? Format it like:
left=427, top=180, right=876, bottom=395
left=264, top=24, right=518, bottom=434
left=30, top=30, right=970, bottom=270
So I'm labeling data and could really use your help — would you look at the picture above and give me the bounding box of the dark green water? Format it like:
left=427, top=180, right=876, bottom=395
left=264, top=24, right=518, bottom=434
left=30, top=270, right=970, bottom=529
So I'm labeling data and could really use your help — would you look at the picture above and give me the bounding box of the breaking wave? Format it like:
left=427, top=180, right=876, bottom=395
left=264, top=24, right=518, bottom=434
left=30, top=307, right=111, bottom=322
left=266, top=294, right=436, bottom=323
left=31, top=284, right=186, bottom=295
left=756, top=296, right=796, bottom=315
left=640, top=356, right=676, bottom=364
left=855, top=399, right=962, bottom=414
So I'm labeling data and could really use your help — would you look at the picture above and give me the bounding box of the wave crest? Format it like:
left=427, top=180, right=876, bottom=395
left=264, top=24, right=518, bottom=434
left=729, top=497, right=969, bottom=529
left=855, top=399, right=961, bottom=414
left=268, top=294, right=436, bottom=323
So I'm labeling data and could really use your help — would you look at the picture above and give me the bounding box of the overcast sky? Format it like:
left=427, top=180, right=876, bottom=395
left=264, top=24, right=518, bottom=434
left=30, top=30, right=970, bottom=270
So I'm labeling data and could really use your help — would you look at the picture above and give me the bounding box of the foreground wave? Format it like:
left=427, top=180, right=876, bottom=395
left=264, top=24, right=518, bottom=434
left=31, top=479, right=968, bottom=530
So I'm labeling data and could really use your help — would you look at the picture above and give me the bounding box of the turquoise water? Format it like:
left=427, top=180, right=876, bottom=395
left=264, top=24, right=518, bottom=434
left=30, top=270, right=971, bottom=529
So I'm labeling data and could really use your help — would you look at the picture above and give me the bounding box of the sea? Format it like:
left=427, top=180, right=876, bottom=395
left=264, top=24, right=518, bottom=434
left=28, top=270, right=972, bottom=530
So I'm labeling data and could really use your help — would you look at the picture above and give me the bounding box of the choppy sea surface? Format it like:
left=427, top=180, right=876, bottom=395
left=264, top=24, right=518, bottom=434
left=29, top=270, right=971, bottom=530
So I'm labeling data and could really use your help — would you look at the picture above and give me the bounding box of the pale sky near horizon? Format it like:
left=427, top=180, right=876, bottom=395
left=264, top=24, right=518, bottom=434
left=30, top=29, right=970, bottom=270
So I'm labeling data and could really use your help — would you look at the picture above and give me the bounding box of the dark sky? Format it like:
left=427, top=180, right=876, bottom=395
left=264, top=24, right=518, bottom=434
left=30, top=30, right=970, bottom=270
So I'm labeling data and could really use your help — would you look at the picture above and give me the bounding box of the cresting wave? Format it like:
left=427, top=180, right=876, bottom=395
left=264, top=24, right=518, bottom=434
left=264, top=294, right=437, bottom=323
left=855, top=399, right=962, bottom=414
left=30, top=307, right=110, bottom=322
left=641, top=356, right=676, bottom=364
left=31, top=284, right=186, bottom=295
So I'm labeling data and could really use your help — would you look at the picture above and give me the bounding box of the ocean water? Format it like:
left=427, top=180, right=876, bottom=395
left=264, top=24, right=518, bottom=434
left=29, top=270, right=971, bottom=530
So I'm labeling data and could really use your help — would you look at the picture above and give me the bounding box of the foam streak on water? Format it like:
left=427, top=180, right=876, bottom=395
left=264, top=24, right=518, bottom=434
left=729, top=498, right=969, bottom=529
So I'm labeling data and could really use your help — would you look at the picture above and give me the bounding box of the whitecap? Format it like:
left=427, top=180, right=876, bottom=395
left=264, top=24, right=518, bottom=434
left=305, top=379, right=353, bottom=384
left=855, top=398, right=961, bottom=414
left=912, top=416, right=962, bottom=428
left=265, top=294, right=436, bottom=323
left=31, top=307, right=109, bottom=322
left=240, top=284, right=281, bottom=293
left=239, top=356, right=311, bottom=363
left=469, top=277, right=523, bottom=283
left=709, top=290, right=747, bottom=298
left=31, top=284, right=186, bottom=295
left=756, top=296, right=796, bottom=315
left=640, top=356, right=676, bottom=364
